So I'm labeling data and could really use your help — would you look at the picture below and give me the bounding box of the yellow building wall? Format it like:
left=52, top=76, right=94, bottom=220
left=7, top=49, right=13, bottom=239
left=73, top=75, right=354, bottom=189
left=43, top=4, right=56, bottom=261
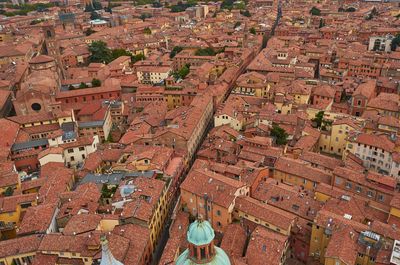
left=390, top=207, right=400, bottom=219
left=0, top=252, right=36, bottom=265
left=165, top=94, right=182, bottom=110
left=325, top=257, right=345, bottom=265
left=0, top=207, right=21, bottom=226
left=309, top=224, right=330, bottom=264
left=273, top=170, right=316, bottom=190
left=293, top=94, right=310, bottom=105
left=315, top=191, right=331, bottom=202
left=234, top=209, right=291, bottom=236
left=99, top=219, right=119, bottom=232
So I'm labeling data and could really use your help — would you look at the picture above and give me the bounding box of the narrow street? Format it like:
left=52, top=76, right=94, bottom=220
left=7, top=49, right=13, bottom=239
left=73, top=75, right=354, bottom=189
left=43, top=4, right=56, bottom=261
left=150, top=2, right=283, bottom=264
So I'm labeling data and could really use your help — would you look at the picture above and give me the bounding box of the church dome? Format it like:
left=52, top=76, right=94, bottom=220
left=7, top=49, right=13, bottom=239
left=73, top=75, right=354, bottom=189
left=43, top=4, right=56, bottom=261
left=176, top=247, right=231, bottom=265
left=187, top=220, right=215, bottom=246
left=176, top=220, right=231, bottom=265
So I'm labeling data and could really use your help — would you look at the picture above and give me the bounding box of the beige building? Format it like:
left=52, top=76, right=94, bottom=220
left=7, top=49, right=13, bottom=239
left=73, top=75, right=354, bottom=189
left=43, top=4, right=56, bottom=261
left=136, top=65, right=172, bottom=85
left=318, top=117, right=362, bottom=156
left=233, top=72, right=271, bottom=98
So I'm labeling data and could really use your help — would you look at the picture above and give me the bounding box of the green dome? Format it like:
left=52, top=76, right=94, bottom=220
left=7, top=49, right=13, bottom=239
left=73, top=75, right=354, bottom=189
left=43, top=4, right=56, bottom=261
left=176, top=247, right=231, bottom=265
left=187, top=220, right=215, bottom=246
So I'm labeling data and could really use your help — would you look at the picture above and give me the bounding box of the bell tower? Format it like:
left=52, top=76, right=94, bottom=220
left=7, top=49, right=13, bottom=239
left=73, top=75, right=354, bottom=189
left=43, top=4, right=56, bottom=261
left=42, top=24, right=65, bottom=79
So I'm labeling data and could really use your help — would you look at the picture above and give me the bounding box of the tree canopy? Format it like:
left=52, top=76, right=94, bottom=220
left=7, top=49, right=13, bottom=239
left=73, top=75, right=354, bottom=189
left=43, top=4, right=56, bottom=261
left=311, top=111, right=332, bottom=130
left=271, top=124, right=288, bottom=146
left=174, top=64, right=190, bottom=79
left=143, top=27, right=152, bottom=35
left=310, top=6, right=321, bottom=16
left=391, top=34, right=400, bottom=51
left=91, top=78, right=101, bottom=87
left=234, top=21, right=241, bottom=29
left=249, top=27, right=256, bottom=35
left=140, top=13, right=152, bottom=20
left=240, top=9, right=251, bottom=17
left=3, top=187, right=13, bottom=197
left=89, top=41, right=112, bottom=63
left=170, top=1, right=194, bottom=12
left=170, top=46, right=183, bottom=58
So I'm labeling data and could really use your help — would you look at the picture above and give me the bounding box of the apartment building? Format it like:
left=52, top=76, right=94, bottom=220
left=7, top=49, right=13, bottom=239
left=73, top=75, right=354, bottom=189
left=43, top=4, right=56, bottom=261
left=318, top=117, right=362, bottom=156
left=136, top=65, right=172, bottom=85
left=180, top=167, right=249, bottom=232
left=344, top=132, right=399, bottom=178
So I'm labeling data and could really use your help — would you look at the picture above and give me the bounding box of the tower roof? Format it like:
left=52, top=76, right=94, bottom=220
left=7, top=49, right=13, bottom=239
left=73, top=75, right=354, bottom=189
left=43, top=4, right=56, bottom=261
left=176, top=247, right=231, bottom=265
left=29, top=55, right=55, bottom=64
left=100, top=236, right=124, bottom=265
left=187, top=219, right=215, bottom=246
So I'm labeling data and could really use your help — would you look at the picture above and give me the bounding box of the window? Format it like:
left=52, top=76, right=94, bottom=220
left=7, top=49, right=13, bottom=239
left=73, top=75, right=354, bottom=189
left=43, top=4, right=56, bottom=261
left=31, top=103, right=42, bottom=111
left=378, top=194, right=384, bottom=202
left=335, top=177, right=342, bottom=185
left=216, top=210, right=221, bottom=216
left=356, top=186, right=362, bottom=193
left=345, top=182, right=352, bottom=189
left=82, top=154, right=86, bottom=159
left=12, top=259, right=21, bottom=265
left=70, top=156, right=75, bottom=161
left=79, top=147, right=85, bottom=151
left=367, top=190, right=374, bottom=198
left=68, top=148, right=74, bottom=153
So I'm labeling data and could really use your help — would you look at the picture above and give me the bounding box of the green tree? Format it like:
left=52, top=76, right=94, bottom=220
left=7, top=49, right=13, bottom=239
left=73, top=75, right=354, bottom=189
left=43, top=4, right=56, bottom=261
left=85, top=4, right=94, bottom=12
left=170, top=1, right=194, bottom=12
left=319, top=18, right=325, bottom=28
left=221, top=0, right=235, bottom=10
left=111, top=48, right=132, bottom=60
left=170, top=46, right=183, bottom=58
left=132, top=53, right=146, bottom=63
left=68, top=85, right=75, bottom=90
left=234, top=21, right=241, bottom=28
left=3, top=187, right=13, bottom=197
left=84, top=28, right=96, bottom=36
left=152, top=1, right=162, bottom=7
left=271, top=124, right=288, bottom=146
left=391, top=34, right=400, bottom=51
left=249, top=27, right=256, bottom=35
left=240, top=9, right=251, bottom=17
left=140, top=13, right=152, bottom=20
left=91, top=78, right=101, bottom=87
left=174, top=64, right=190, bottom=79
left=106, top=133, right=113, bottom=142
left=194, top=47, right=216, bottom=56
left=79, top=82, right=88, bottom=89
left=312, top=111, right=332, bottom=130
left=310, top=6, right=321, bottom=16
left=93, top=1, right=102, bottom=10
left=143, top=27, right=152, bottom=35
left=89, top=40, right=112, bottom=63
left=233, top=1, right=245, bottom=9
left=312, top=111, right=324, bottom=128
left=346, top=7, right=356, bottom=12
